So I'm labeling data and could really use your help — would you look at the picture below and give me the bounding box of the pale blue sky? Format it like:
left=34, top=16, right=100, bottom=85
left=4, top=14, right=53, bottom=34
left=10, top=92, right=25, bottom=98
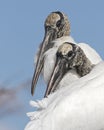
left=0, top=0, right=104, bottom=130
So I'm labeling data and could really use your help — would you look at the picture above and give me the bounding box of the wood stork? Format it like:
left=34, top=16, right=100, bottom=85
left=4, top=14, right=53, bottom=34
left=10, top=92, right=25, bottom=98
left=31, top=11, right=71, bottom=95
left=25, top=41, right=104, bottom=130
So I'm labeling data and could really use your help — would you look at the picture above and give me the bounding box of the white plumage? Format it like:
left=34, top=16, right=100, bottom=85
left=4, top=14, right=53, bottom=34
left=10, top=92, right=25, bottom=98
left=25, top=36, right=104, bottom=130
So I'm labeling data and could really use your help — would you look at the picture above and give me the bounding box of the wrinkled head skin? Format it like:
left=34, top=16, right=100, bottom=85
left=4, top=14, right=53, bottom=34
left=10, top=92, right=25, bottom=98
left=44, top=42, right=93, bottom=97
left=31, top=11, right=70, bottom=95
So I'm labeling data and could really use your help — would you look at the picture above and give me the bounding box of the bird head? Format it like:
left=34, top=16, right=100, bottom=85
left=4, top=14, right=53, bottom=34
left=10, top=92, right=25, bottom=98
left=44, top=42, right=89, bottom=97
left=45, top=11, right=70, bottom=41
left=31, top=11, right=70, bottom=95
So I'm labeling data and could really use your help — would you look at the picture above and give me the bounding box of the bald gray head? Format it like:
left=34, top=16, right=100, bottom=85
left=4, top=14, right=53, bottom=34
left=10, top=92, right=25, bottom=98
left=57, top=42, right=93, bottom=76
left=44, top=42, right=93, bottom=97
left=31, top=11, right=70, bottom=95
left=45, top=11, right=70, bottom=40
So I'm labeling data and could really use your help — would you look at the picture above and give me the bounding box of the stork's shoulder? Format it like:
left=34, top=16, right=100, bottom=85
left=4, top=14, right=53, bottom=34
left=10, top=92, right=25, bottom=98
left=78, top=43, right=102, bottom=65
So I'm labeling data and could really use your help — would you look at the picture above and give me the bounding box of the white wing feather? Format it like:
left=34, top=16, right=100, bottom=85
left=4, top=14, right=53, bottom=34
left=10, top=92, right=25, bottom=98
left=25, top=61, right=104, bottom=130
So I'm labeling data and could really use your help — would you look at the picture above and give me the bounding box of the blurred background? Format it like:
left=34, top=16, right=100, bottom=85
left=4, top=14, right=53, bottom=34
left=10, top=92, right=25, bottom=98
left=0, top=0, right=104, bottom=130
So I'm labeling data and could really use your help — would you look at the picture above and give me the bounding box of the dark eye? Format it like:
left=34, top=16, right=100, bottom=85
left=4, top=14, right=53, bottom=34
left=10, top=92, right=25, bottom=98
left=68, top=51, right=73, bottom=57
left=56, top=20, right=61, bottom=27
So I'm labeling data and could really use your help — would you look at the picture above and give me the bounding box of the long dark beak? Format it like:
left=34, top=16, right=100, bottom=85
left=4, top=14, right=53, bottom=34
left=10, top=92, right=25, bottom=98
left=31, top=28, right=55, bottom=95
left=44, top=57, right=68, bottom=97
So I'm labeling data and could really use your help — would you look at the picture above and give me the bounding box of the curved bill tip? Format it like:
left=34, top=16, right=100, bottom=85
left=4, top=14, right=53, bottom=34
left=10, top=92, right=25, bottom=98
left=31, top=58, right=43, bottom=95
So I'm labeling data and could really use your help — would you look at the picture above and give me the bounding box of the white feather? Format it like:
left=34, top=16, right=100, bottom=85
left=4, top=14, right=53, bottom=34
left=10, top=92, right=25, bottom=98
left=25, top=36, right=103, bottom=130
left=25, top=61, right=104, bottom=130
